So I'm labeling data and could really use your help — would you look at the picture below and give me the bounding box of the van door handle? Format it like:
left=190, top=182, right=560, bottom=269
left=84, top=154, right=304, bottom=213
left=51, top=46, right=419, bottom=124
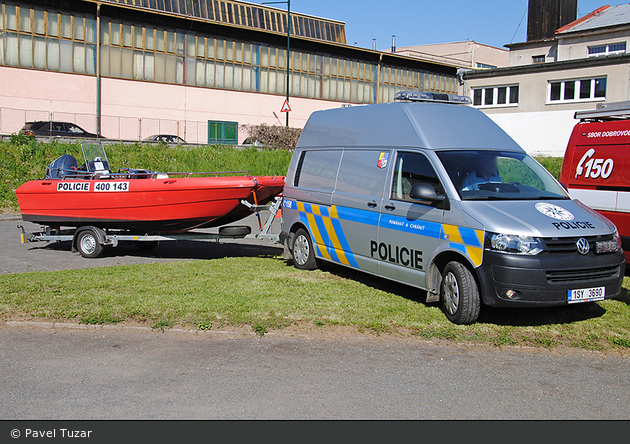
left=385, top=203, right=396, bottom=211
left=367, top=200, right=377, bottom=208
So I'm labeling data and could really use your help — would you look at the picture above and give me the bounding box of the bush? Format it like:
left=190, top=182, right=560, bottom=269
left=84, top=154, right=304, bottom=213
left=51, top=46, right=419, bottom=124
left=240, top=123, right=301, bottom=151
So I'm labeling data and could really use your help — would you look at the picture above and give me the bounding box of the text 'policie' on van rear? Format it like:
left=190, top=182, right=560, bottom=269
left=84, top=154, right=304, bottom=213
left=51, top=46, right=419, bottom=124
left=559, top=101, right=630, bottom=266
left=280, top=91, right=625, bottom=325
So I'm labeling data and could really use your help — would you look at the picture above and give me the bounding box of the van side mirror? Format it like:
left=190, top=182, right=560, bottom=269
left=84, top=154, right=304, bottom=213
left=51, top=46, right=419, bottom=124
left=410, top=182, right=449, bottom=209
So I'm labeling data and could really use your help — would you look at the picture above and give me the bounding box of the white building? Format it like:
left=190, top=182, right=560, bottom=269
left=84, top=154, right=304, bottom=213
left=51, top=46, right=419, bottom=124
left=463, top=2, right=630, bottom=157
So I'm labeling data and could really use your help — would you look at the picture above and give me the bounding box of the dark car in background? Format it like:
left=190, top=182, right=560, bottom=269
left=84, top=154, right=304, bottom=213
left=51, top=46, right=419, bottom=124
left=20, top=121, right=102, bottom=138
left=144, top=134, right=186, bottom=144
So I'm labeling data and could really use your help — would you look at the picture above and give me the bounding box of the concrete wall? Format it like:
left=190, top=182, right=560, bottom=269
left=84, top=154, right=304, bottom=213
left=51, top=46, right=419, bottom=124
left=0, top=66, right=342, bottom=143
left=557, top=28, right=630, bottom=61
left=395, top=41, right=509, bottom=69
left=509, top=42, right=557, bottom=66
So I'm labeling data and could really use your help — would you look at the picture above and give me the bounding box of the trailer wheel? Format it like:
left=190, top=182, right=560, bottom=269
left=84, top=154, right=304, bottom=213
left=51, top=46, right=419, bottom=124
left=76, top=230, right=104, bottom=258
left=441, top=261, right=480, bottom=324
left=292, top=228, right=318, bottom=270
left=136, top=241, right=159, bottom=251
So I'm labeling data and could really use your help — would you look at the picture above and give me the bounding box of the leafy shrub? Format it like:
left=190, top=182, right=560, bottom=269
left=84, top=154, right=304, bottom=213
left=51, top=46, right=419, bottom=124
left=240, top=123, right=302, bottom=151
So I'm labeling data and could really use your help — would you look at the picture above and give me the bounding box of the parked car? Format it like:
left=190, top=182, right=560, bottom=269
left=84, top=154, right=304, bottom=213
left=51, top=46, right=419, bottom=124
left=144, top=134, right=186, bottom=143
left=241, top=137, right=264, bottom=147
left=20, top=121, right=102, bottom=138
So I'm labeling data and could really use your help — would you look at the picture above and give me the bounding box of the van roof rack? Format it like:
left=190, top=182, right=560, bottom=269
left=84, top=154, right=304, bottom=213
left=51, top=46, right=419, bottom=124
left=394, top=91, right=472, bottom=105
left=575, top=101, right=630, bottom=121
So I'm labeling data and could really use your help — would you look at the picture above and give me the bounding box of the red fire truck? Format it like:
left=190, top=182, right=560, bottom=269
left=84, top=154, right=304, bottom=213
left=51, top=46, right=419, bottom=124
left=559, top=101, right=630, bottom=263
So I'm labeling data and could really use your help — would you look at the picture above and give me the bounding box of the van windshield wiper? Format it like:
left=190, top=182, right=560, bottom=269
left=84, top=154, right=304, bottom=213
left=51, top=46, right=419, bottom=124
left=463, top=195, right=567, bottom=201
left=518, top=196, right=569, bottom=200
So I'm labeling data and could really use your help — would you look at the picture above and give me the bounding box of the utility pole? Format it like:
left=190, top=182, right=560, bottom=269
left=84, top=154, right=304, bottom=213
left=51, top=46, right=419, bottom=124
left=263, top=0, right=291, bottom=127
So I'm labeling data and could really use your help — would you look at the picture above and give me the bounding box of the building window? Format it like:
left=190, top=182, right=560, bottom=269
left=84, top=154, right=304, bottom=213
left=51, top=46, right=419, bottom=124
left=476, top=62, right=496, bottom=69
left=587, top=42, right=626, bottom=57
left=532, top=55, right=545, bottom=64
left=548, top=77, right=606, bottom=103
left=472, top=85, right=519, bottom=107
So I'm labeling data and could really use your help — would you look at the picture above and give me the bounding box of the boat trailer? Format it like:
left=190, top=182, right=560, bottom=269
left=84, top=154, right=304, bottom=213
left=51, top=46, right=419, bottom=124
left=18, top=197, right=283, bottom=259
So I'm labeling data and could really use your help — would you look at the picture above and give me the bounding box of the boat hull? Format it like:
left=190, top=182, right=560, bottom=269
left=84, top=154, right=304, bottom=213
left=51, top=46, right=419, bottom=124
left=16, top=175, right=285, bottom=233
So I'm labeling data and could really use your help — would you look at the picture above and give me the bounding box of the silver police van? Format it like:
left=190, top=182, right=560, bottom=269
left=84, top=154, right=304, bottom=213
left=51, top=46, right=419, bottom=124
left=280, top=91, right=625, bottom=324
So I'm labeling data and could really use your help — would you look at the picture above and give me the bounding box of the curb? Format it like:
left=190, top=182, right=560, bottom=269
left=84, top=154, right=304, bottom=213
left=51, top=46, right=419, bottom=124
left=3, top=320, right=264, bottom=338
left=0, top=214, right=22, bottom=221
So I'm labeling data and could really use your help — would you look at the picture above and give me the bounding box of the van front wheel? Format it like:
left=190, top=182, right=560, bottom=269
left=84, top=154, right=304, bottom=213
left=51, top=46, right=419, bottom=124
left=292, top=228, right=318, bottom=270
left=441, top=261, right=480, bottom=324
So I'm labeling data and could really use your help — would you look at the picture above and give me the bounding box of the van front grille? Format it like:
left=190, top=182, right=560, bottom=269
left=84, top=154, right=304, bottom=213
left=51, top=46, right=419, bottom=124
left=545, top=265, right=620, bottom=284
left=542, top=234, right=614, bottom=254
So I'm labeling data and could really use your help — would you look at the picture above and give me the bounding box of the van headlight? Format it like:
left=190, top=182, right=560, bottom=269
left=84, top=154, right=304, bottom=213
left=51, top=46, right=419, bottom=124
left=596, top=230, right=621, bottom=253
left=486, top=233, right=543, bottom=255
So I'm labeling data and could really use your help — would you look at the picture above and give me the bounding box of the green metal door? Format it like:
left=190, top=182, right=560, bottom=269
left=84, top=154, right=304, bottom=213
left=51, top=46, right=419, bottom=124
left=208, top=120, right=238, bottom=145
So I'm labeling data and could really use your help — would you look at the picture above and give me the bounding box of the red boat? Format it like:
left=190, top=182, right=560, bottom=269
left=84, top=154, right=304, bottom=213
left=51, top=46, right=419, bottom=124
left=15, top=142, right=285, bottom=234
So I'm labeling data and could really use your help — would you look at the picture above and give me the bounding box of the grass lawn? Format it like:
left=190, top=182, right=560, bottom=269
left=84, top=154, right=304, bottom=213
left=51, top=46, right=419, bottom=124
left=4, top=140, right=626, bottom=351
left=1, top=255, right=629, bottom=352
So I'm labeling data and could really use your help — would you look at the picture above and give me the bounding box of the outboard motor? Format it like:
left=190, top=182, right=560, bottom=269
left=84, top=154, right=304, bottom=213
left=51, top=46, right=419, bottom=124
left=45, top=154, right=78, bottom=179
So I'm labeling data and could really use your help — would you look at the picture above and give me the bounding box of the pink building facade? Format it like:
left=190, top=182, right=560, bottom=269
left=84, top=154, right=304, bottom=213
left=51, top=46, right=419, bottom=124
left=0, top=0, right=458, bottom=144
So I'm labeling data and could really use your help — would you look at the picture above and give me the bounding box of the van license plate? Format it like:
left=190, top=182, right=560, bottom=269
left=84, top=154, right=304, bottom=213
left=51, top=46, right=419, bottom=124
left=568, top=287, right=605, bottom=303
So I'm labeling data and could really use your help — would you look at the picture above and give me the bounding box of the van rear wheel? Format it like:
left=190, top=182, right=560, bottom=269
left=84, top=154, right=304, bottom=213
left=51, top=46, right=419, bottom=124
left=292, top=228, right=318, bottom=270
left=441, top=261, right=480, bottom=324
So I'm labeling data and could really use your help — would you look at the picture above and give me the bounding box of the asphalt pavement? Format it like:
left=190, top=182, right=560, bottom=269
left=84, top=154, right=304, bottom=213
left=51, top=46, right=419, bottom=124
left=1, top=325, right=629, bottom=420
left=0, top=213, right=283, bottom=274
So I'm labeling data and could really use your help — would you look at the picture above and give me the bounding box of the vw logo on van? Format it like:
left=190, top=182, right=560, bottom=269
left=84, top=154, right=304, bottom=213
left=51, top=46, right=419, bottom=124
left=576, top=238, right=590, bottom=255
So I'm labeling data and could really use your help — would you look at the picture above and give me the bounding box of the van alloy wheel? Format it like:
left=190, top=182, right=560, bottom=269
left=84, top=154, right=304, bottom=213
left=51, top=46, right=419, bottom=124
left=294, top=235, right=310, bottom=265
left=443, top=272, right=459, bottom=316
left=440, top=261, right=481, bottom=324
left=292, top=228, right=318, bottom=270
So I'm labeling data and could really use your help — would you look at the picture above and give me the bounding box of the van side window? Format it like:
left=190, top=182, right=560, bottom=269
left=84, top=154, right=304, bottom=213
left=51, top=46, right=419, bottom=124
left=336, top=150, right=391, bottom=198
left=296, top=150, right=342, bottom=191
left=391, top=152, right=441, bottom=202
left=293, top=151, right=306, bottom=186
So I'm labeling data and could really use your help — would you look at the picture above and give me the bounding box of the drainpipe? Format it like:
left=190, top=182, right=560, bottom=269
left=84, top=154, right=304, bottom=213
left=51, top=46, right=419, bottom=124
left=96, top=3, right=101, bottom=137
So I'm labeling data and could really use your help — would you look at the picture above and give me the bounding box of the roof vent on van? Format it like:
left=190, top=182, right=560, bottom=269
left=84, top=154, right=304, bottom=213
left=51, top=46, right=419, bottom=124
left=394, top=91, right=472, bottom=105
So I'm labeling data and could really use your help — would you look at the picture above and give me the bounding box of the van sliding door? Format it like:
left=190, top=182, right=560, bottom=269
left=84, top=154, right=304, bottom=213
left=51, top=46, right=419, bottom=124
left=330, top=149, right=390, bottom=273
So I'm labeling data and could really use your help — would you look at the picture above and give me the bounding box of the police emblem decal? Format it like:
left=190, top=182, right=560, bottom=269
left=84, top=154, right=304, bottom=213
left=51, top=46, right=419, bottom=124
left=535, top=202, right=575, bottom=221
left=377, top=152, right=389, bottom=169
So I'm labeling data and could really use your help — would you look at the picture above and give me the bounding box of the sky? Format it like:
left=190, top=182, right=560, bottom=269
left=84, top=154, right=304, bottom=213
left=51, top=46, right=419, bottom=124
left=279, top=1, right=627, bottom=50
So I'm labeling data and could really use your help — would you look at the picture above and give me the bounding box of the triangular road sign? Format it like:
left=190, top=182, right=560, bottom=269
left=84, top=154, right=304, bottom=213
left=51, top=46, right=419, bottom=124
left=280, top=99, right=291, bottom=113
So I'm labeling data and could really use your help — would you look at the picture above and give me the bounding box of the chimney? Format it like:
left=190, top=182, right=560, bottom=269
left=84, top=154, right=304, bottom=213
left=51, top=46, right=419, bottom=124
left=372, top=38, right=376, bottom=50
left=391, top=35, right=396, bottom=53
left=527, top=0, right=577, bottom=42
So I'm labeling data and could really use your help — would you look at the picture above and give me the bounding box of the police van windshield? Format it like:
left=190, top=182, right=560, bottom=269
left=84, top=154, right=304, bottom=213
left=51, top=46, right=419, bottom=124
left=437, top=150, right=569, bottom=201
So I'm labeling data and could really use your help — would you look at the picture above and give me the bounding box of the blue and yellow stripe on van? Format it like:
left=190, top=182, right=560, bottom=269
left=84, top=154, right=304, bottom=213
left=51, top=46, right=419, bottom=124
left=296, top=201, right=359, bottom=268
left=441, top=224, right=485, bottom=267
left=289, top=200, right=484, bottom=268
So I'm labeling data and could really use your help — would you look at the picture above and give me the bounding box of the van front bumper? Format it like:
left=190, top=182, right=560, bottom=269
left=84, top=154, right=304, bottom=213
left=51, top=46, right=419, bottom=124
left=476, top=249, right=625, bottom=307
